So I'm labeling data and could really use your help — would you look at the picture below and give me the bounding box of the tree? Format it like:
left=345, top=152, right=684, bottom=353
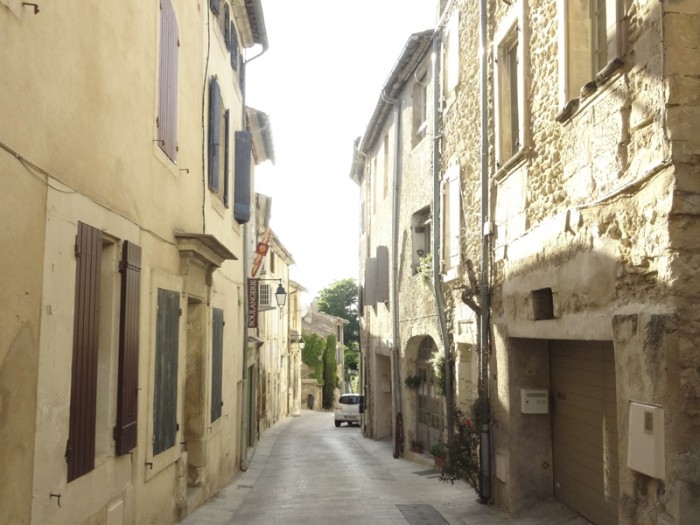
left=317, top=278, right=358, bottom=347
left=301, top=332, right=325, bottom=383
left=322, top=334, right=337, bottom=409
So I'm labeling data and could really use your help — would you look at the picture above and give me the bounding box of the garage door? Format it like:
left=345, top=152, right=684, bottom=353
left=551, top=341, right=619, bottom=525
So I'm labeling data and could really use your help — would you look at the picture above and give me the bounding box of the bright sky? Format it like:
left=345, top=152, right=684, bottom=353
left=246, top=0, right=436, bottom=301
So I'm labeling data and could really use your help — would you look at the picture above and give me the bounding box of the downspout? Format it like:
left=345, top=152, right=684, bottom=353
left=478, top=0, right=492, bottom=503
left=240, top=40, right=269, bottom=472
left=390, top=96, right=403, bottom=459
left=431, top=30, right=455, bottom=440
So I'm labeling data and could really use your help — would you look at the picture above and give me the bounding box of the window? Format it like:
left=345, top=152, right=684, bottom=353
left=211, top=308, right=224, bottom=422
left=259, top=283, right=271, bottom=307
left=411, top=207, right=431, bottom=275
left=412, top=69, right=428, bottom=146
left=153, top=288, right=180, bottom=455
left=66, top=224, right=141, bottom=481
left=494, top=5, right=526, bottom=168
left=208, top=77, right=230, bottom=206
left=157, top=0, right=179, bottom=161
left=443, top=12, right=460, bottom=97
left=559, top=0, right=622, bottom=104
left=442, top=165, right=461, bottom=279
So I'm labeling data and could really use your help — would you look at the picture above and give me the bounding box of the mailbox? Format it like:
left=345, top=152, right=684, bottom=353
left=521, top=388, right=549, bottom=414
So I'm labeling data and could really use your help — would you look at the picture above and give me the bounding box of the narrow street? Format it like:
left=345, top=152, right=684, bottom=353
left=179, top=411, right=588, bottom=525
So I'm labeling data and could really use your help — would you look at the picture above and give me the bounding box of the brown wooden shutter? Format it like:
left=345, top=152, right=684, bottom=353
left=115, top=241, right=141, bottom=455
left=158, top=0, right=179, bottom=161
left=67, top=222, right=102, bottom=482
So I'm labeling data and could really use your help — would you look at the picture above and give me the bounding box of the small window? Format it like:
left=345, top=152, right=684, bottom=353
left=412, top=207, right=432, bottom=275
left=495, top=26, right=522, bottom=166
left=259, top=283, right=271, bottom=307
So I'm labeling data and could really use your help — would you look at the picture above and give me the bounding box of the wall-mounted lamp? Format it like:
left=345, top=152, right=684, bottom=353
left=23, top=2, right=40, bottom=14
left=259, top=279, right=287, bottom=308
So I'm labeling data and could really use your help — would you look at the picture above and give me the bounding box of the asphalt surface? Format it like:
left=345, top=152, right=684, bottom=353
left=178, top=410, right=590, bottom=525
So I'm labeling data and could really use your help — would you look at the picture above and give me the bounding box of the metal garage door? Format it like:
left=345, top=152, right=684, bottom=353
left=551, top=341, right=619, bottom=525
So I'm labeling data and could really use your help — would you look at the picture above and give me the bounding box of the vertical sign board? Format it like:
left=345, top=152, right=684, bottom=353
left=247, top=278, right=258, bottom=328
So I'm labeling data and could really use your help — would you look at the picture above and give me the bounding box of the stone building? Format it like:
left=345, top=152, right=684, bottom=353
left=438, top=0, right=700, bottom=524
left=0, top=1, right=282, bottom=524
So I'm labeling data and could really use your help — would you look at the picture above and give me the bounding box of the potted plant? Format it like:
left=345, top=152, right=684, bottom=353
left=404, top=375, right=421, bottom=389
left=430, top=442, right=447, bottom=470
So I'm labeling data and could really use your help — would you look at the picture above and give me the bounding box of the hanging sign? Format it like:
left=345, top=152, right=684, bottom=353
left=251, top=227, right=272, bottom=277
left=247, top=278, right=259, bottom=328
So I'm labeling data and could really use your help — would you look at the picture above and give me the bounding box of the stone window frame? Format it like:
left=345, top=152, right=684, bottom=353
left=493, top=0, right=529, bottom=172
left=557, top=0, right=623, bottom=110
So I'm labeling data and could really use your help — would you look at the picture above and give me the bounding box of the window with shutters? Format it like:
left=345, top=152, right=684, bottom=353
left=208, top=77, right=230, bottom=207
left=67, top=224, right=142, bottom=482
left=411, top=207, right=432, bottom=275
left=157, top=0, right=179, bottom=162
left=153, top=288, right=180, bottom=455
left=211, top=308, right=224, bottom=423
left=558, top=0, right=622, bottom=106
left=442, top=165, right=461, bottom=280
left=412, top=69, right=428, bottom=147
left=494, top=4, right=526, bottom=169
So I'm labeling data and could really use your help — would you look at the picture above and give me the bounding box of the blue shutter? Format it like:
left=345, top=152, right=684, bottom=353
left=158, top=0, right=179, bottom=161
left=210, top=0, right=220, bottom=16
left=223, top=4, right=231, bottom=50
left=208, top=77, right=221, bottom=192
left=223, top=110, right=230, bottom=207
left=230, top=22, right=238, bottom=71
left=239, top=57, right=245, bottom=96
left=211, top=308, right=224, bottom=422
left=234, top=131, right=252, bottom=224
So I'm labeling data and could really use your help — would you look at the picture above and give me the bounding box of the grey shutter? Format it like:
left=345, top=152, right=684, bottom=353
left=153, top=288, right=180, bottom=455
left=223, top=110, right=230, bottom=207
left=376, top=246, right=389, bottom=304
left=364, top=258, right=377, bottom=308
left=115, top=241, right=141, bottom=455
left=67, top=222, right=102, bottom=481
left=211, top=308, right=224, bottom=422
left=208, top=77, right=221, bottom=191
left=234, top=130, right=252, bottom=224
left=223, top=4, right=231, bottom=49
left=157, top=0, right=179, bottom=161
left=230, top=22, right=238, bottom=70
left=210, top=0, right=220, bottom=16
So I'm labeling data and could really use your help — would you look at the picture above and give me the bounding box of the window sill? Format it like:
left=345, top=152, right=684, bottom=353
left=494, top=148, right=528, bottom=182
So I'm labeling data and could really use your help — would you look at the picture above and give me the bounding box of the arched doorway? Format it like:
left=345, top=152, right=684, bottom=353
left=415, top=337, right=444, bottom=450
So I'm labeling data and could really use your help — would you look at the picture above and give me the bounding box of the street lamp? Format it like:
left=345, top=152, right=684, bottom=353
left=258, top=278, right=287, bottom=308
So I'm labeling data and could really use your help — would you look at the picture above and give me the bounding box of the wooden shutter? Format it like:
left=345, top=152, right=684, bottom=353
left=447, top=169, right=461, bottom=270
left=208, top=76, right=221, bottom=192
left=239, top=57, right=246, bottom=95
left=157, top=0, right=179, bottom=161
left=211, top=308, right=224, bottom=422
left=67, top=222, right=102, bottom=482
left=364, top=257, right=377, bottom=308
left=223, top=4, right=231, bottom=49
left=230, top=22, right=238, bottom=70
left=210, top=0, right=220, bottom=16
left=234, top=130, right=252, bottom=224
left=115, top=241, right=141, bottom=455
left=376, top=246, right=389, bottom=303
left=224, top=110, right=230, bottom=207
left=153, top=288, right=180, bottom=455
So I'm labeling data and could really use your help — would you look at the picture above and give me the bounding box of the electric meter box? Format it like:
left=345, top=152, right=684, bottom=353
left=521, top=388, right=549, bottom=414
left=627, top=402, right=665, bottom=479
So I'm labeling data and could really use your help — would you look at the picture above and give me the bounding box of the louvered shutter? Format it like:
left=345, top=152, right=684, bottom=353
left=211, top=308, right=224, bottom=422
left=115, top=241, right=141, bottom=455
left=208, top=77, right=221, bottom=192
left=157, top=0, right=179, bottom=161
left=230, top=22, right=238, bottom=70
left=223, top=4, right=230, bottom=49
left=153, top=288, right=180, bottom=455
left=234, top=130, right=252, bottom=224
left=376, top=246, right=389, bottom=303
left=223, top=110, right=230, bottom=207
left=239, top=57, right=245, bottom=96
left=67, top=222, right=102, bottom=482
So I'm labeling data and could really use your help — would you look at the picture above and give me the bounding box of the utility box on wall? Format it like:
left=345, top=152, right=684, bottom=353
left=521, top=388, right=549, bottom=414
left=627, top=402, right=665, bottom=479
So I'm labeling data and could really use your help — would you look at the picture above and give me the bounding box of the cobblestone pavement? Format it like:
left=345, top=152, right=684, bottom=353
left=179, top=410, right=590, bottom=525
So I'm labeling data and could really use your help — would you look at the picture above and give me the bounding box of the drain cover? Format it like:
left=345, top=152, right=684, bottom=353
left=397, top=504, right=449, bottom=524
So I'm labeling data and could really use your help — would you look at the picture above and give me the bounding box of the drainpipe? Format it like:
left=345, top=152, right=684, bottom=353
left=431, top=30, right=455, bottom=440
left=240, top=40, right=269, bottom=472
left=390, top=96, right=403, bottom=459
left=478, top=0, right=492, bottom=503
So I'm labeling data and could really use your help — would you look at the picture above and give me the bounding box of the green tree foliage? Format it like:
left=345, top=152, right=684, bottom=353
left=344, top=341, right=359, bottom=372
left=301, top=332, right=325, bottom=383
left=317, top=278, right=358, bottom=347
left=322, top=335, right=337, bottom=409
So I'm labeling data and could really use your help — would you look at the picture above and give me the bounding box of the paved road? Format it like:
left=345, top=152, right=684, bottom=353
left=179, top=410, right=589, bottom=525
